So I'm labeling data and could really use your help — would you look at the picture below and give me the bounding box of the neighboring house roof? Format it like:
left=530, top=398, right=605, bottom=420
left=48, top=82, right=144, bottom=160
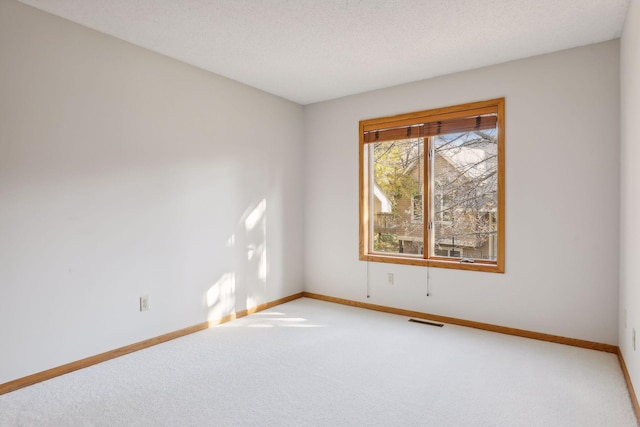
left=438, top=147, right=489, bottom=180
left=400, top=140, right=496, bottom=183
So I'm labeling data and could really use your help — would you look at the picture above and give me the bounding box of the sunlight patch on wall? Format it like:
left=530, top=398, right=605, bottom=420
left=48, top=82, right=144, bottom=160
left=246, top=295, right=257, bottom=311
left=258, top=243, right=267, bottom=282
left=244, top=199, right=266, bottom=231
left=206, top=272, right=236, bottom=322
left=247, top=199, right=267, bottom=282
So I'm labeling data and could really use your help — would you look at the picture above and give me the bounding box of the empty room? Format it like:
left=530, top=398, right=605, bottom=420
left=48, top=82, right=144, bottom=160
left=1, top=0, right=639, bottom=425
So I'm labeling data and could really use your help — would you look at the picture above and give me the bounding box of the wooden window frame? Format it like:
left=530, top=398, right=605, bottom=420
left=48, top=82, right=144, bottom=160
left=359, top=98, right=505, bottom=273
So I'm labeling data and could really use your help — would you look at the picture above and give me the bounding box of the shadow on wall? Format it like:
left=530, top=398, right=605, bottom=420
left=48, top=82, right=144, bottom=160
left=206, top=198, right=268, bottom=323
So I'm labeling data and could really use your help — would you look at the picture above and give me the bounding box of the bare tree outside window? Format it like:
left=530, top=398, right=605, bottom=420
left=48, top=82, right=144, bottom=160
left=432, top=129, right=498, bottom=260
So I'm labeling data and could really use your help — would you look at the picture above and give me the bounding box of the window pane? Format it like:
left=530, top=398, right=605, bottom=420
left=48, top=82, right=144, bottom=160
left=370, top=138, right=424, bottom=255
left=431, top=124, right=498, bottom=261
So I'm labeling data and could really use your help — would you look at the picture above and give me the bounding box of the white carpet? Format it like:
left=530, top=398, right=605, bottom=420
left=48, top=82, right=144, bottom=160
left=0, top=298, right=637, bottom=426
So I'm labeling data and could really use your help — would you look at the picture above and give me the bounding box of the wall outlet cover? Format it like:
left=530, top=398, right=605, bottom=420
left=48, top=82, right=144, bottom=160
left=140, top=295, right=150, bottom=312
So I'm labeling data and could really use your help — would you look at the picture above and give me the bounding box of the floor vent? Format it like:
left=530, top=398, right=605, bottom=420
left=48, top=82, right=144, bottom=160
left=408, top=318, right=444, bottom=327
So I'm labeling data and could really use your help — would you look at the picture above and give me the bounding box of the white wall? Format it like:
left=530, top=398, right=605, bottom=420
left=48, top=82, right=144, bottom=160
left=620, top=0, right=640, bottom=400
left=0, top=0, right=303, bottom=383
left=304, top=41, right=620, bottom=345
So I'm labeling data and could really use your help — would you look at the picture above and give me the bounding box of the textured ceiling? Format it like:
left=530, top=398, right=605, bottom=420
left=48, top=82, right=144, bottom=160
left=17, top=0, right=631, bottom=105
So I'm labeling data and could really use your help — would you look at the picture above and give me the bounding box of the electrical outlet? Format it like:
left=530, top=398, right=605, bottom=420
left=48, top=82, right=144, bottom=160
left=387, top=273, right=394, bottom=285
left=140, top=295, right=149, bottom=312
left=633, top=328, right=636, bottom=351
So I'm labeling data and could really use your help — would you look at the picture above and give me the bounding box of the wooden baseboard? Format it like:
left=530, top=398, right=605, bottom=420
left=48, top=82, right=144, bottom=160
left=0, top=322, right=208, bottom=396
left=618, top=349, right=640, bottom=421
left=209, top=292, right=304, bottom=325
left=0, top=292, right=305, bottom=396
left=302, top=292, right=618, bottom=353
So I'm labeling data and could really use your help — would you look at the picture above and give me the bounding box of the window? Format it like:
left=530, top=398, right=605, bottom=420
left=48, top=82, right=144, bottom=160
left=359, top=98, right=505, bottom=273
